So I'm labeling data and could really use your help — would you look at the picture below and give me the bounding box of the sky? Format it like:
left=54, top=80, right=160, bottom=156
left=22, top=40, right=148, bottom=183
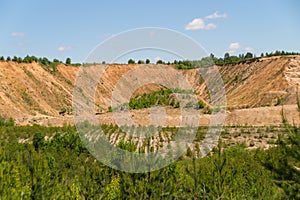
left=0, top=0, right=299, bottom=63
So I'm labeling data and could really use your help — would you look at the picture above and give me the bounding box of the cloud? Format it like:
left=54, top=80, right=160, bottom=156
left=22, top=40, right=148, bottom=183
left=228, top=42, right=241, bottom=53
left=11, top=32, right=25, bottom=38
left=185, top=18, right=217, bottom=30
left=245, top=47, right=254, bottom=51
left=205, top=11, right=227, bottom=19
left=205, top=23, right=217, bottom=30
left=57, top=46, right=73, bottom=52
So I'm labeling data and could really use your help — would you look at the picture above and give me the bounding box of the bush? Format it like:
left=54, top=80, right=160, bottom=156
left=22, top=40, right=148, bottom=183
left=0, top=117, right=15, bottom=126
left=197, top=100, right=206, bottom=109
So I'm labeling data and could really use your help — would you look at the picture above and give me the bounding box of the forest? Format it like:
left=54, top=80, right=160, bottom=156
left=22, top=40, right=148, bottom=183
left=0, top=114, right=299, bottom=199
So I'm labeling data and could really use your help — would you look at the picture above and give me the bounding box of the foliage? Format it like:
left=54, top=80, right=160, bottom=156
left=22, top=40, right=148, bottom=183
left=172, top=51, right=300, bottom=69
left=137, top=60, right=145, bottom=64
left=65, top=57, right=71, bottom=65
left=128, top=89, right=178, bottom=110
left=0, top=117, right=15, bottom=126
left=0, top=123, right=298, bottom=199
left=260, top=106, right=300, bottom=198
left=156, top=60, right=164, bottom=64
left=128, top=59, right=135, bottom=64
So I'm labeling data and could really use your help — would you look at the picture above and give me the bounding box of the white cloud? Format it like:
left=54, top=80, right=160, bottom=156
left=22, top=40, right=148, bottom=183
left=228, top=42, right=241, bottom=53
left=205, top=23, right=217, bottom=30
left=57, top=46, right=73, bottom=52
left=185, top=18, right=217, bottom=30
left=245, top=47, right=254, bottom=51
left=205, top=11, right=227, bottom=19
left=11, top=32, right=25, bottom=37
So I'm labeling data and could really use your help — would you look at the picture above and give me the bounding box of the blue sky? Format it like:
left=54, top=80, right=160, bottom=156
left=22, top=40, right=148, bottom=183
left=0, top=0, right=299, bottom=63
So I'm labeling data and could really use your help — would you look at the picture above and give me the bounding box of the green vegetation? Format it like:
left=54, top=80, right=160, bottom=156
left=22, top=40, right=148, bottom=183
left=65, top=57, right=71, bottom=65
left=173, top=51, right=300, bottom=69
left=128, top=89, right=177, bottom=109
left=0, top=117, right=15, bottom=126
left=174, top=60, right=195, bottom=69
left=0, top=122, right=299, bottom=199
left=127, top=89, right=206, bottom=110
left=137, top=60, right=145, bottom=64
left=128, top=59, right=135, bottom=64
left=0, top=55, right=81, bottom=66
left=2, top=51, right=298, bottom=68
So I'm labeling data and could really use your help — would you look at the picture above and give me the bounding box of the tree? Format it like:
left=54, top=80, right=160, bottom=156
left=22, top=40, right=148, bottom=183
left=6, top=56, right=11, bottom=61
left=17, top=57, right=23, bottom=63
left=146, top=59, right=150, bottom=64
left=39, top=57, right=50, bottom=66
left=224, top=52, right=230, bottom=60
left=128, top=59, right=135, bottom=64
left=66, top=57, right=71, bottom=65
left=0, top=56, right=4, bottom=61
left=30, top=56, right=38, bottom=62
left=53, top=58, right=60, bottom=63
left=224, top=52, right=230, bottom=64
left=238, top=54, right=245, bottom=61
left=245, top=52, right=253, bottom=59
left=23, top=55, right=32, bottom=63
left=137, top=60, right=145, bottom=64
left=12, top=56, right=18, bottom=62
left=33, top=132, right=44, bottom=151
left=156, top=60, right=163, bottom=64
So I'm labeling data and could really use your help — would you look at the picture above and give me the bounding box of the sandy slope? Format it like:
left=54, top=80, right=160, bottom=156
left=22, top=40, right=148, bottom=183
left=0, top=55, right=300, bottom=126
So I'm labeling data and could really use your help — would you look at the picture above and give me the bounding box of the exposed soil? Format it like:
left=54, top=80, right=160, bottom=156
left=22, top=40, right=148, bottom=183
left=0, top=55, right=300, bottom=126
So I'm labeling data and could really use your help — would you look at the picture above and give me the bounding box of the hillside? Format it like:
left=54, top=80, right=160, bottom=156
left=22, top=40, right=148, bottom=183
left=0, top=55, right=300, bottom=126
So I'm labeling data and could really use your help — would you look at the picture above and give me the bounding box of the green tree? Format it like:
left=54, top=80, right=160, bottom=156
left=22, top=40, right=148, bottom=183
left=0, top=56, right=4, bottom=61
left=245, top=52, right=253, bottom=59
left=156, top=60, right=163, bottom=64
left=17, top=57, right=23, bottom=63
left=128, top=59, right=135, bottom=64
left=224, top=52, right=230, bottom=60
left=66, top=57, right=71, bottom=65
left=33, top=132, right=44, bottom=151
left=137, top=60, right=144, bottom=64
left=53, top=58, right=60, bottom=63
left=12, top=56, right=18, bottom=62
left=30, top=56, right=38, bottom=62
left=23, top=55, right=32, bottom=63
left=39, top=57, right=50, bottom=66
left=146, top=59, right=150, bottom=64
left=6, top=56, right=11, bottom=61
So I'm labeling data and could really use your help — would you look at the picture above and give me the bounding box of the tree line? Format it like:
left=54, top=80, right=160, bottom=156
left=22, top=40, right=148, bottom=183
left=0, top=55, right=73, bottom=66
left=126, top=50, right=300, bottom=69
